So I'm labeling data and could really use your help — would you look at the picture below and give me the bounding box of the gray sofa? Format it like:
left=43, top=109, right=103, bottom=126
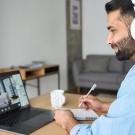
left=72, top=55, right=134, bottom=91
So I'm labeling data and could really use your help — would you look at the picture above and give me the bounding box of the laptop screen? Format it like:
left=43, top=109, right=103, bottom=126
left=0, top=71, right=29, bottom=115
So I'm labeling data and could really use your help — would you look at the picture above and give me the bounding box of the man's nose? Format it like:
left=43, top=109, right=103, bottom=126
left=106, top=35, right=113, bottom=45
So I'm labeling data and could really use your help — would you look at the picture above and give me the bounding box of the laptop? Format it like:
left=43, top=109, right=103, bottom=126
left=0, top=70, right=54, bottom=134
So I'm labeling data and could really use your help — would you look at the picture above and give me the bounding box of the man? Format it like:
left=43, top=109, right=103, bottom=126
left=0, top=92, right=11, bottom=108
left=54, top=0, right=135, bottom=134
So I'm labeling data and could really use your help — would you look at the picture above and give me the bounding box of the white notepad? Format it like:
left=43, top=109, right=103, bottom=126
left=70, top=109, right=99, bottom=120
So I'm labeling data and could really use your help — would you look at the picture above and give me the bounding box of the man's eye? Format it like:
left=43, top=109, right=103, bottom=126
left=111, top=29, right=116, bottom=32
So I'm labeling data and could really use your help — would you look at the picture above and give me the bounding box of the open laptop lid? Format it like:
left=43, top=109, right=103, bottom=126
left=0, top=70, right=30, bottom=115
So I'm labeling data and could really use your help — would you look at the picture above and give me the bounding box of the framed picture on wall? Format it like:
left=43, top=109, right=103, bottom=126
left=70, top=0, right=81, bottom=30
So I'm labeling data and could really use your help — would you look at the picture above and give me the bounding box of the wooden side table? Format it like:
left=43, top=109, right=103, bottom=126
left=0, top=65, right=60, bottom=96
left=20, top=65, right=60, bottom=95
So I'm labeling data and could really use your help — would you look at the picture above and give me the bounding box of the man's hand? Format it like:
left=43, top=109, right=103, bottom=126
left=79, top=95, right=111, bottom=113
left=54, top=110, right=79, bottom=132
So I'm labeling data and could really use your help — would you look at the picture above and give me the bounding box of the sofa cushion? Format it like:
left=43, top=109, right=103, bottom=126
left=108, top=56, right=123, bottom=73
left=83, top=55, right=109, bottom=73
left=79, top=72, right=122, bottom=84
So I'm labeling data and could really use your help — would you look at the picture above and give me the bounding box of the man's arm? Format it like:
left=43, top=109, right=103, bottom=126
left=79, top=95, right=112, bottom=113
left=54, top=110, right=93, bottom=135
left=54, top=110, right=79, bottom=131
left=102, top=101, right=111, bottom=113
left=70, top=124, right=92, bottom=135
left=54, top=96, right=112, bottom=135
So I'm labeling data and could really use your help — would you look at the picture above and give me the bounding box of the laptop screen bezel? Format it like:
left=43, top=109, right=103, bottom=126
left=0, top=70, right=31, bottom=114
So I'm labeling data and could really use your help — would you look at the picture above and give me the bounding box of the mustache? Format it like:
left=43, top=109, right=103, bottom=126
left=110, top=36, right=133, bottom=49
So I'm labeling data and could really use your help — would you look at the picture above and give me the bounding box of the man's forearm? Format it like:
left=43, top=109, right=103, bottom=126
left=65, top=119, right=79, bottom=132
left=102, top=101, right=112, bottom=113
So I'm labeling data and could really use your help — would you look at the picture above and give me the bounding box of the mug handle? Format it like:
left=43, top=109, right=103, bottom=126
left=61, top=95, right=65, bottom=105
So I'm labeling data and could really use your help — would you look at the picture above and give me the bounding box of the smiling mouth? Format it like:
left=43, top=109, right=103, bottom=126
left=111, top=44, right=119, bottom=54
left=113, top=47, right=119, bottom=54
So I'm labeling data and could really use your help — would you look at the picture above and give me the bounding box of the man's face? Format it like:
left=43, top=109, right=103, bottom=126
left=107, top=10, right=135, bottom=60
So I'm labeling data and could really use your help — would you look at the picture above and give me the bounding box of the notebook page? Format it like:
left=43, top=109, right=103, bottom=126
left=70, top=109, right=99, bottom=120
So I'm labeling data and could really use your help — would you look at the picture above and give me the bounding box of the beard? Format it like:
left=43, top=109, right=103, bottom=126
left=111, top=34, right=135, bottom=61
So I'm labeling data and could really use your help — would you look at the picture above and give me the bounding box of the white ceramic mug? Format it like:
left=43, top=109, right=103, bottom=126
left=50, top=90, right=65, bottom=108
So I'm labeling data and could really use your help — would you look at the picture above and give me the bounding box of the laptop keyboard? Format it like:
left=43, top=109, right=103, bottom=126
left=0, top=108, right=43, bottom=127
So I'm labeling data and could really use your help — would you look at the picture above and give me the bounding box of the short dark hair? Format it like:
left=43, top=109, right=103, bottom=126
left=105, top=0, right=135, bottom=17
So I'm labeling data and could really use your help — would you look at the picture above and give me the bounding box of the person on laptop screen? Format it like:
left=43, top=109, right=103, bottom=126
left=0, top=92, right=11, bottom=108
left=54, top=0, right=135, bottom=135
left=0, top=74, right=28, bottom=114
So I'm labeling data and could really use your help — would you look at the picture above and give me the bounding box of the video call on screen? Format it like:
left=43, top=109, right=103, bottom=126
left=0, top=73, right=29, bottom=114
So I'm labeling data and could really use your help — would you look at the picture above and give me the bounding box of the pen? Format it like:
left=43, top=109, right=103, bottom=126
left=78, top=83, right=97, bottom=107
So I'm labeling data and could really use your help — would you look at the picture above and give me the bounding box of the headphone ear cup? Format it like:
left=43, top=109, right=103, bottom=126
left=131, top=19, right=135, bottom=40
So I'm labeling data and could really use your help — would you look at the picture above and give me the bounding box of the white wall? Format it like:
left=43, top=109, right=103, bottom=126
left=82, top=0, right=114, bottom=58
left=0, top=0, right=67, bottom=98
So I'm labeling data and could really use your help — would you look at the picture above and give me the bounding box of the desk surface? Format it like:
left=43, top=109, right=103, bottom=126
left=0, top=93, right=92, bottom=135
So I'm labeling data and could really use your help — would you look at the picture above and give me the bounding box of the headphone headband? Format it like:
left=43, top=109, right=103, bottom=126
left=131, top=0, right=135, bottom=4
left=131, top=0, right=135, bottom=39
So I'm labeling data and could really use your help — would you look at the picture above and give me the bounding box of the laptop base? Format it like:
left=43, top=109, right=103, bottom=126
left=0, top=108, right=54, bottom=134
